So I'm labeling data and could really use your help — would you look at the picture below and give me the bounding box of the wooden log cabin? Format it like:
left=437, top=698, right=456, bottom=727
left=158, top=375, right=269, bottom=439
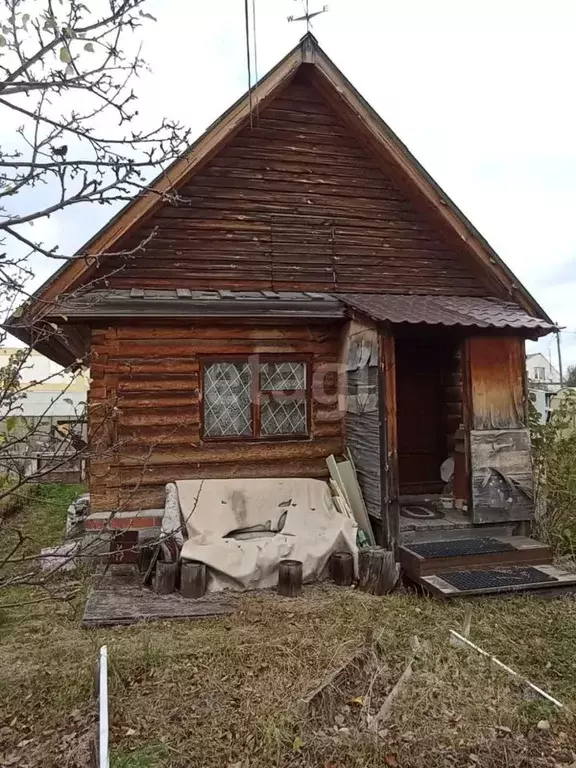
left=10, top=35, right=572, bottom=596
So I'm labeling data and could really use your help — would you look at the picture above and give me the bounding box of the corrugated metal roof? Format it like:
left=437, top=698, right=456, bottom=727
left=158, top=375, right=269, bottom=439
left=337, top=294, right=555, bottom=333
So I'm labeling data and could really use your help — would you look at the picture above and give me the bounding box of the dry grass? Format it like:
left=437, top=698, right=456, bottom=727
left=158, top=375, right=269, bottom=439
left=1, top=491, right=576, bottom=767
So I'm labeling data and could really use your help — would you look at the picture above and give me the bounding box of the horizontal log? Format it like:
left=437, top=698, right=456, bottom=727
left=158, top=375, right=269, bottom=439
left=117, top=457, right=332, bottom=487
left=119, top=408, right=199, bottom=427
left=313, top=407, right=344, bottom=423
left=117, top=486, right=166, bottom=511
left=118, top=424, right=201, bottom=446
left=312, top=422, right=342, bottom=438
left=118, top=377, right=199, bottom=393
left=118, top=393, right=200, bottom=409
left=105, top=361, right=200, bottom=375
left=112, top=326, right=336, bottom=342
left=112, top=340, right=338, bottom=357
left=118, top=438, right=343, bottom=467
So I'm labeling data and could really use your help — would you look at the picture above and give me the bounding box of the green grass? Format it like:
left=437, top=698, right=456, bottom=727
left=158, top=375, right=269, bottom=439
left=0, top=482, right=86, bottom=621
left=111, top=743, right=172, bottom=768
left=1, top=491, right=576, bottom=767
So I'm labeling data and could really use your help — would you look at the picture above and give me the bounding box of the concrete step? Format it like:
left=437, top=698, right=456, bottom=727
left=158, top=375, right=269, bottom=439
left=400, top=536, right=552, bottom=579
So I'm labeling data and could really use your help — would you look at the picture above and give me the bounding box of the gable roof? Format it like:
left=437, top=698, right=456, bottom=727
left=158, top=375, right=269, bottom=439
left=6, top=33, right=553, bottom=364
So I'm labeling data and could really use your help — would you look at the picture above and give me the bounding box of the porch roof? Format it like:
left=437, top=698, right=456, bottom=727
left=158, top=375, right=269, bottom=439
left=337, top=294, right=556, bottom=336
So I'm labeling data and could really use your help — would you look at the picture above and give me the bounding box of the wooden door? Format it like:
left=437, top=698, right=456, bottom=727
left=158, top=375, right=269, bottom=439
left=467, top=336, right=533, bottom=524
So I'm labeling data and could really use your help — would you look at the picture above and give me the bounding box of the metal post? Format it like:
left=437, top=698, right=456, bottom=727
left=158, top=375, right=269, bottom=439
left=99, top=646, right=109, bottom=768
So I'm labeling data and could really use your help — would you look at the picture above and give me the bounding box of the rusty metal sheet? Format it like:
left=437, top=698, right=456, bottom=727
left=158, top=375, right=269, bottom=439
left=337, top=294, right=554, bottom=334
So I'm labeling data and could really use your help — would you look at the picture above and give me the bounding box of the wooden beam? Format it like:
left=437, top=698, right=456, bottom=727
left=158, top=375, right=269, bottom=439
left=379, top=326, right=399, bottom=550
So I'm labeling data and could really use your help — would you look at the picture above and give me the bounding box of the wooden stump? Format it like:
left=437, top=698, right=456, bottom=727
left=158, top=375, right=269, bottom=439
left=138, top=543, right=155, bottom=574
left=358, top=547, right=398, bottom=596
left=278, top=559, right=302, bottom=597
left=153, top=561, right=178, bottom=595
left=180, top=561, right=207, bottom=599
left=330, top=551, right=354, bottom=586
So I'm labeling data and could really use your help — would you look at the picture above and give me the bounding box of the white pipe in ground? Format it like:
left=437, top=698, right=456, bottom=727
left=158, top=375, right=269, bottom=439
left=99, top=645, right=109, bottom=768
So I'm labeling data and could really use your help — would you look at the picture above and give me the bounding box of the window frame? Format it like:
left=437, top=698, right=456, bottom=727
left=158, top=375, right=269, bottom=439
left=200, top=355, right=312, bottom=442
left=533, top=366, right=546, bottom=381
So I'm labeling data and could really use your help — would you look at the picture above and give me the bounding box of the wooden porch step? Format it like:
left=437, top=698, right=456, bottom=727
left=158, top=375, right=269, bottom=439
left=417, top=564, right=576, bottom=599
left=399, top=536, right=552, bottom=579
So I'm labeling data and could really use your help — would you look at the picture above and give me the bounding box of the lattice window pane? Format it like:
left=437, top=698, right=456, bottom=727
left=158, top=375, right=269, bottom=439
left=260, top=362, right=305, bottom=391
left=204, top=362, right=252, bottom=437
left=260, top=394, right=307, bottom=436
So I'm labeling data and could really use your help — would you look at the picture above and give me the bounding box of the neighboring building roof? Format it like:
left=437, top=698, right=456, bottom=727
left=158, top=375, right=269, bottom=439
left=337, top=294, right=555, bottom=335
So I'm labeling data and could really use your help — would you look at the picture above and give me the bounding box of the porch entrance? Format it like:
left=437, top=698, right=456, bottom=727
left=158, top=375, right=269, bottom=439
left=395, top=335, right=463, bottom=498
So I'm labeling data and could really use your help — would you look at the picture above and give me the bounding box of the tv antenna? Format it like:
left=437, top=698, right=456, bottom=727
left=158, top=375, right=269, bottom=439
left=288, top=0, right=329, bottom=31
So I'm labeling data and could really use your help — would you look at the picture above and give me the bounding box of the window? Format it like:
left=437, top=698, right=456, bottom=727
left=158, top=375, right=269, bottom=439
left=202, top=359, right=308, bottom=439
left=534, top=366, right=546, bottom=381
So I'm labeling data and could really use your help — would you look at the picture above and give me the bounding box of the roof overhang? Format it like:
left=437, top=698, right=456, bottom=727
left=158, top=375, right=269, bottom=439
left=338, top=294, right=556, bottom=338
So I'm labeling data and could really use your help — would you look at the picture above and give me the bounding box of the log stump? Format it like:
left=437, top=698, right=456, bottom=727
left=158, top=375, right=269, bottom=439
left=278, top=559, right=303, bottom=597
left=180, top=561, right=207, bottom=599
left=330, top=551, right=354, bottom=586
left=137, top=543, right=155, bottom=574
left=153, top=561, right=178, bottom=595
left=358, top=547, right=398, bottom=596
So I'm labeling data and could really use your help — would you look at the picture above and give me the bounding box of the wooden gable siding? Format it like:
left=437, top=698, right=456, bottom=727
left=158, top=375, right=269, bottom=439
left=91, top=76, right=490, bottom=296
left=89, top=322, right=343, bottom=512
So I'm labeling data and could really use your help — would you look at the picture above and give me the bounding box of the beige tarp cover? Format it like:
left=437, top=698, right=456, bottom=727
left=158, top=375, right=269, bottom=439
left=177, top=478, right=358, bottom=592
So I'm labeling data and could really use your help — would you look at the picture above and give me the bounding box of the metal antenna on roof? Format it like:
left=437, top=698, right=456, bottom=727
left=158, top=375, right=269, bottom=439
left=288, top=0, right=329, bottom=31
left=244, top=0, right=254, bottom=128
left=251, top=0, right=259, bottom=85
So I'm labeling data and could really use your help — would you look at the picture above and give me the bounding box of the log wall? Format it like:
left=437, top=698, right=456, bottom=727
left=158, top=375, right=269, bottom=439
left=88, top=322, right=344, bottom=512
left=92, top=74, right=489, bottom=296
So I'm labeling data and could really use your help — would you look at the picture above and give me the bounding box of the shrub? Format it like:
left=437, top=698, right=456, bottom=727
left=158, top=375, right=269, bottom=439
left=531, top=391, right=576, bottom=554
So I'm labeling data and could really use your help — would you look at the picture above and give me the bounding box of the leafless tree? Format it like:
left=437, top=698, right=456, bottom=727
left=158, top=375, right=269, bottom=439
left=0, top=0, right=191, bottom=605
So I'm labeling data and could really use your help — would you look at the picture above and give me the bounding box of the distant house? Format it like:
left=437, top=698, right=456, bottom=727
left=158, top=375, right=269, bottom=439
left=526, top=352, right=560, bottom=389
left=0, top=348, right=88, bottom=482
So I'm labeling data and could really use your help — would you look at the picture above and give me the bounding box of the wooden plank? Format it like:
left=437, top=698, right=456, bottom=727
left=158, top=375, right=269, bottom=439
left=470, top=428, right=534, bottom=523
left=82, top=568, right=234, bottom=628
left=468, top=336, right=525, bottom=430
left=379, top=328, right=399, bottom=550
left=327, top=456, right=375, bottom=545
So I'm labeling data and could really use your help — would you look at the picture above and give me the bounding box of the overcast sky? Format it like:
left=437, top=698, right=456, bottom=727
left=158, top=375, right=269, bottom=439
left=9, top=0, right=576, bottom=368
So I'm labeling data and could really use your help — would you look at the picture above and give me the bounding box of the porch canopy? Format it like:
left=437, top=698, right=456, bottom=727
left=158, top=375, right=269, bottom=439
left=337, top=294, right=555, bottom=336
